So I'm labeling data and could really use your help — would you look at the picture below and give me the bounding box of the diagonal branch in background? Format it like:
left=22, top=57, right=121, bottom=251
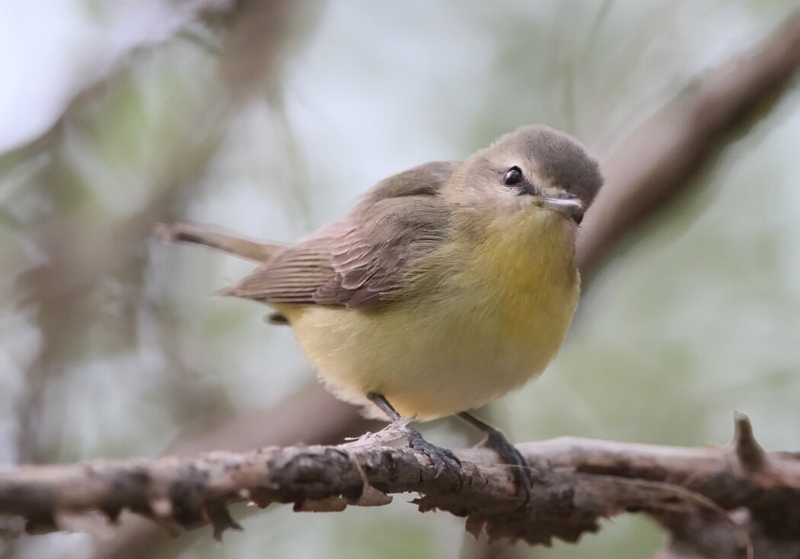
left=2, top=415, right=799, bottom=559
left=577, top=10, right=800, bottom=276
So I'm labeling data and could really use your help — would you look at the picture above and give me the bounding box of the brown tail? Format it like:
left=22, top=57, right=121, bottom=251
left=155, top=222, right=282, bottom=263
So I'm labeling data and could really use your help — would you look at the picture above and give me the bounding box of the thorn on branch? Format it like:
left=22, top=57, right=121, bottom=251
left=352, top=483, right=392, bottom=507
left=247, top=487, right=274, bottom=508
left=25, top=513, right=57, bottom=535
left=293, top=496, right=347, bottom=512
left=206, top=500, right=242, bottom=541
left=465, top=516, right=486, bottom=540
left=101, top=505, right=122, bottom=525
left=733, top=412, right=767, bottom=473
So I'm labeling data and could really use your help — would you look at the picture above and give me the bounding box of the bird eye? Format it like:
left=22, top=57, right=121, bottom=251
left=503, top=167, right=523, bottom=186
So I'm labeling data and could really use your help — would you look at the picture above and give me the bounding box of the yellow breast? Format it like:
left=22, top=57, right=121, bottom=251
left=276, top=209, right=580, bottom=420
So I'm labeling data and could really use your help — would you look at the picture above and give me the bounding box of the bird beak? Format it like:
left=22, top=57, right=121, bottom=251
left=542, top=196, right=584, bottom=222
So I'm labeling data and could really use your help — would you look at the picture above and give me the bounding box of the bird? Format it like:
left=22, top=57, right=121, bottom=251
left=158, top=124, right=602, bottom=500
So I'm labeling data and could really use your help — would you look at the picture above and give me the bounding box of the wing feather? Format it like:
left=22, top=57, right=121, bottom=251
left=221, top=161, right=458, bottom=309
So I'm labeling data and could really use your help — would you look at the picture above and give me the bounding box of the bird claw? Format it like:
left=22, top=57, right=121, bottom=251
left=404, top=428, right=463, bottom=487
left=482, top=428, right=535, bottom=508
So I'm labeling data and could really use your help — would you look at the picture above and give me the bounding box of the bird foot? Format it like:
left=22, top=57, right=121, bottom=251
left=481, top=427, right=535, bottom=507
left=404, top=426, right=463, bottom=486
left=362, top=393, right=462, bottom=487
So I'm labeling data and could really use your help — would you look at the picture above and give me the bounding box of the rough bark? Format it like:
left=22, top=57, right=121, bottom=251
left=2, top=415, right=799, bottom=558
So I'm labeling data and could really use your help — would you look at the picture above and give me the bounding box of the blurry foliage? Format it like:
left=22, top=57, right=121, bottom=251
left=1, top=0, right=800, bottom=558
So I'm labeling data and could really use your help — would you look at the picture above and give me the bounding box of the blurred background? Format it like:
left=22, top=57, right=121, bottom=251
left=2, top=0, right=800, bottom=558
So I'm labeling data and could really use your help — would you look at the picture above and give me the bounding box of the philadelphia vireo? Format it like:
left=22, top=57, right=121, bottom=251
left=159, top=125, right=602, bottom=499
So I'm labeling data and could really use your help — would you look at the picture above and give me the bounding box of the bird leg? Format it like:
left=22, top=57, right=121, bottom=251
left=458, top=411, right=534, bottom=506
left=367, top=393, right=462, bottom=484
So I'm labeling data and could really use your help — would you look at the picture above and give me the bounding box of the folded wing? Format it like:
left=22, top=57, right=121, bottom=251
left=220, top=161, right=458, bottom=309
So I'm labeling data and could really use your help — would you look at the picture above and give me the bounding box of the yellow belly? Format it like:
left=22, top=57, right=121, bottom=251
left=275, top=211, right=580, bottom=420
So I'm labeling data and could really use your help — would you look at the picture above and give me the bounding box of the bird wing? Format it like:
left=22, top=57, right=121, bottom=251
left=220, top=161, right=459, bottom=309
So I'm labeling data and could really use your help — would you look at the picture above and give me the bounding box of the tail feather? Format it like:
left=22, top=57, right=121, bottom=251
left=155, top=222, right=282, bottom=263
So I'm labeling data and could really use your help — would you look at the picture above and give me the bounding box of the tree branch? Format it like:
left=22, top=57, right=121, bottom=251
left=2, top=415, right=798, bottom=557
left=577, top=10, right=800, bottom=276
